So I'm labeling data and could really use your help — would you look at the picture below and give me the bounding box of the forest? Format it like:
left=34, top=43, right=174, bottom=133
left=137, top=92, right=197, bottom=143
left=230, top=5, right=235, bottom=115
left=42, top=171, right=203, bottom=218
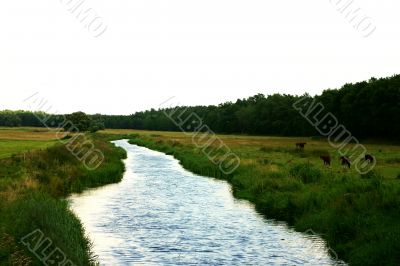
left=1, top=74, right=399, bottom=139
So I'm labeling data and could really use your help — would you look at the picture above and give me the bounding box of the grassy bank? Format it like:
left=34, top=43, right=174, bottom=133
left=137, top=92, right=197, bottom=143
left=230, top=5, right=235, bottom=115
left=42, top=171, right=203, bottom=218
left=0, top=129, right=127, bottom=265
left=125, top=131, right=400, bottom=266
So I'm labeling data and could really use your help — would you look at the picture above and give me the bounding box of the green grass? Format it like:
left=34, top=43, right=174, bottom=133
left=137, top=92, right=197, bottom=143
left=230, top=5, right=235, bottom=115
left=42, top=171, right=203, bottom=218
left=0, top=139, right=57, bottom=159
left=1, top=192, right=95, bottom=266
left=128, top=133, right=400, bottom=266
left=1, top=127, right=399, bottom=265
left=0, top=127, right=65, bottom=159
left=0, top=132, right=127, bottom=265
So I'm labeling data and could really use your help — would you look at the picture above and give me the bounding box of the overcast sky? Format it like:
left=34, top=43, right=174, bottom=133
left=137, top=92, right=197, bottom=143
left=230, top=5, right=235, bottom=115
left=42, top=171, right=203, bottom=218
left=1, top=0, right=399, bottom=115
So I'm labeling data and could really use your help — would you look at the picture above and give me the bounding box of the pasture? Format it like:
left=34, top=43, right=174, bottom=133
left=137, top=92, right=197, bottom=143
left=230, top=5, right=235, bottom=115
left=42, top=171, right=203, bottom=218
left=120, top=129, right=400, bottom=265
left=1, top=127, right=399, bottom=265
left=102, top=128, right=400, bottom=179
left=0, top=127, right=61, bottom=159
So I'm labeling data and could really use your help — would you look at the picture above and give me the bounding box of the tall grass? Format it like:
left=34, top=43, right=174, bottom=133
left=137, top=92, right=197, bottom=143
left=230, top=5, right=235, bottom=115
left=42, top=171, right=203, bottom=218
left=129, top=135, right=400, bottom=266
left=0, top=134, right=127, bottom=265
left=1, top=192, right=96, bottom=265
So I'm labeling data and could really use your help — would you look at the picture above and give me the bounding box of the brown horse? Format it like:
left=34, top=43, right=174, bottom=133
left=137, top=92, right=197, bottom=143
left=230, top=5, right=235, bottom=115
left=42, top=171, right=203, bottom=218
left=320, top=155, right=331, bottom=166
left=365, top=154, right=374, bottom=163
left=295, top=142, right=306, bottom=150
left=340, top=156, right=351, bottom=168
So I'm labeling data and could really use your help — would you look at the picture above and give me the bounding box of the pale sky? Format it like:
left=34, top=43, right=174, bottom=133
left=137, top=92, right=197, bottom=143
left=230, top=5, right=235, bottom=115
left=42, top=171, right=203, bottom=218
left=1, top=0, right=399, bottom=115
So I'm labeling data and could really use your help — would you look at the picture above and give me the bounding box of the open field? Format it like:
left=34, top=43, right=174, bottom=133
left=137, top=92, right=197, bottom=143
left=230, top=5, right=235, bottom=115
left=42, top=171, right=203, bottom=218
left=103, top=128, right=400, bottom=179
left=1, top=127, right=399, bottom=265
left=124, top=130, right=400, bottom=265
left=0, top=127, right=62, bottom=140
left=0, top=140, right=57, bottom=159
left=0, top=127, right=61, bottom=159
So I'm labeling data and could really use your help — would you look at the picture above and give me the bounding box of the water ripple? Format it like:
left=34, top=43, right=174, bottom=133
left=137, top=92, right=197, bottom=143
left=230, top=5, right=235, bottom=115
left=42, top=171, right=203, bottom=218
left=69, top=140, right=345, bottom=266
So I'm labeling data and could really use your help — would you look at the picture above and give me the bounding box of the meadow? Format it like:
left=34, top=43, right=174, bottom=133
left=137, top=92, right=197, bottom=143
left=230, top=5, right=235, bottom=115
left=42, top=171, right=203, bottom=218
left=1, top=127, right=399, bottom=265
left=101, top=128, right=400, bottom=266
left=0, top=127, right=60, bottom=159
left=0, top=128, right=127, bottom=265
left=103, top=128, right=400, bottom=179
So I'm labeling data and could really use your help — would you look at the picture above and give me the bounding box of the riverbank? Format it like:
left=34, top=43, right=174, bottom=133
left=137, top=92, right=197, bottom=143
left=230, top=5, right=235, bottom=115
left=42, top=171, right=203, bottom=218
left=126, top=132, right=400, bottom=266
left=0, top=132, right=127, bottom=265
left=1, top=128, right=399, bottom=265
left=69, top=139, right=341, bottom=265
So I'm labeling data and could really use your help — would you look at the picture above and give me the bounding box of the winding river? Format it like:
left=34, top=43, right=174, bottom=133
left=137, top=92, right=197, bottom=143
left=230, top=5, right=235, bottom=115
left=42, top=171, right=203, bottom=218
left=69, top=140, right=343, bottom=265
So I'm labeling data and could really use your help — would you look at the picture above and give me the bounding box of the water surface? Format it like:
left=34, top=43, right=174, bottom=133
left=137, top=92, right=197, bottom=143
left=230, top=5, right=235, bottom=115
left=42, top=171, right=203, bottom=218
left=69, top=140, right=342, bottom=265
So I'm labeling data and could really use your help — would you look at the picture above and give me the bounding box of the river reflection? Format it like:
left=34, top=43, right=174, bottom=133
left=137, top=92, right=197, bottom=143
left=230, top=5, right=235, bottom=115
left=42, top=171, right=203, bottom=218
left=69, top=140, right=344, bottom=265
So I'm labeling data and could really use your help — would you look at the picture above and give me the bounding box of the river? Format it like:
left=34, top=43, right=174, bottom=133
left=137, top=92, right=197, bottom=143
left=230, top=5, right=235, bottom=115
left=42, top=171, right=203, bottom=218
left=68, top=140, right=343, bottom=265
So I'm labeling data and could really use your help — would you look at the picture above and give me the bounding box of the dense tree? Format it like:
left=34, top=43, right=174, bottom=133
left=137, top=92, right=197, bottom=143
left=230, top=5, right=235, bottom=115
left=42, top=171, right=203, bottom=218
left=62, top=112, right=104, bottom=133
left=64, top=112, right=92, bottom=132
left=0, top=112, right=22, bottom=127
left=1, top=74, right=399, bottom=139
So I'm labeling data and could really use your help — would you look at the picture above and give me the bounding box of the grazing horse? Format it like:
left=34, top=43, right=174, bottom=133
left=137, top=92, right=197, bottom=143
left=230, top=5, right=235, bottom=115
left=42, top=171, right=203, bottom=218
left=365, top=154, right=374, bottom=163
left=295, top=142, right=307, bottom=150
left=340, top=156, right=351, bottom=168
left=320, top=155, right=331, bottom=166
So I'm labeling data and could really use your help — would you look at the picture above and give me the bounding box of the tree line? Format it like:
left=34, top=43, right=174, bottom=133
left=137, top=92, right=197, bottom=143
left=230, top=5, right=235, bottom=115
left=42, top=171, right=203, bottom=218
left=1, top=74, right=399, bottom=139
